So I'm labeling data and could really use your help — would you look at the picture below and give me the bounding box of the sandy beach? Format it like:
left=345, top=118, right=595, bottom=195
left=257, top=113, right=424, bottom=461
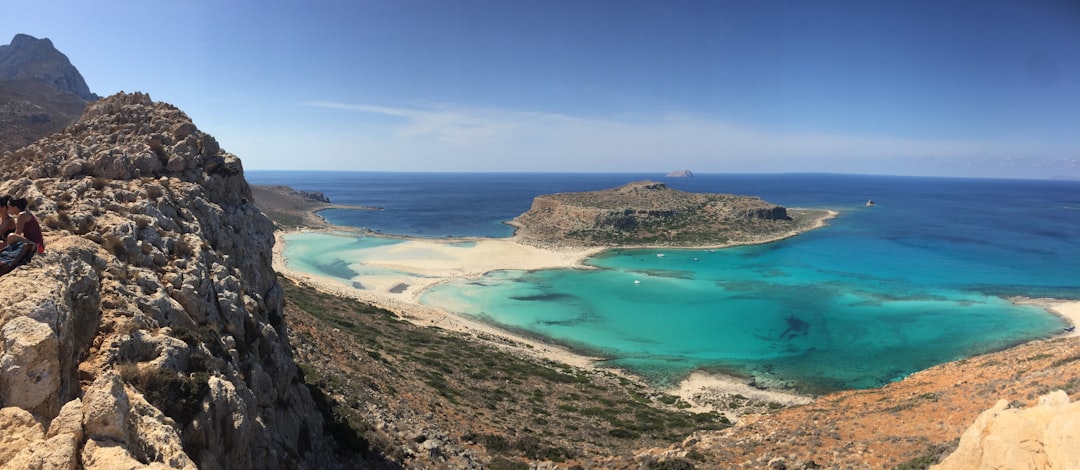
left=1053, top=302, right=1080, bottom=337
left=273, top=230, right=610, bottom=369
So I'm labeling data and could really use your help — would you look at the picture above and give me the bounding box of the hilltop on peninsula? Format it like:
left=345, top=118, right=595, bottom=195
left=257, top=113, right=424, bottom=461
left=511, top=180, right=832, bottom=247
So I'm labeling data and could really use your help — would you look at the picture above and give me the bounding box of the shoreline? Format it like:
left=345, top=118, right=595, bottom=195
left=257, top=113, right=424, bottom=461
left=269, top=207, right=1079, bottom=414
left=1011, top=297, right=1080, bottom=339
left=271, top=224, right=830, bottom=411
left=272, top=229, right=608, bottom=371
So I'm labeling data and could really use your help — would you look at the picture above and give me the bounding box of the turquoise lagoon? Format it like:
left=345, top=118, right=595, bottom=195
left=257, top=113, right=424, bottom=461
left=262, top=173, right=1079, bottom=394
left=420, top=237, right=1064, bottom=393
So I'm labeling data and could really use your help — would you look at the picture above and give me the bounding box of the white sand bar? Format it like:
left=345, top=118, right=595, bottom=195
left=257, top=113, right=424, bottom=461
left=358, top=237, right=604, bottom=279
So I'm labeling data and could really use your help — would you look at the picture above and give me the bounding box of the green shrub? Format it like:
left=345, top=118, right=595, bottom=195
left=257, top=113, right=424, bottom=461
left=103, top=234, right=128, bottom=259
left=119, top=364, right=209, bottom=426
left=489, top=458, right=528, bottom=470
left=608, top=428, right=639, bottom=439
left=645, top=457, right=696, bottom=470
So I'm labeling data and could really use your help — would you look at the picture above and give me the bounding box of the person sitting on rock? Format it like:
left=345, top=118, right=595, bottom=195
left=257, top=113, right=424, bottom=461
left=6, top=197, right=44, bottom=254
left=0, top=195, right=15, bottom=249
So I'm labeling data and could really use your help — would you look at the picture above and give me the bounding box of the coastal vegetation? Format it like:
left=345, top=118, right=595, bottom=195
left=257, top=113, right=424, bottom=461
left=281, top=275, right=741, bottom=466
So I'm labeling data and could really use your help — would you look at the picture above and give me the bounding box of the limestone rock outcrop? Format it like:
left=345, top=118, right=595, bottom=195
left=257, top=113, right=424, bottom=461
left=0, top=92, right=343, bottom=468
left=512, top=180, right=803, bottom=246
left=932, top=390, right=1080, bottom=470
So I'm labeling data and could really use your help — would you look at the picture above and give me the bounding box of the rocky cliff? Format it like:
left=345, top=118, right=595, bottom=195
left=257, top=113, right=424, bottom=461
left=0, top=34, right=98, bottom=101
left=0, top=92, right=344, bottom=468
left=511, top=181, right=820, bottom=247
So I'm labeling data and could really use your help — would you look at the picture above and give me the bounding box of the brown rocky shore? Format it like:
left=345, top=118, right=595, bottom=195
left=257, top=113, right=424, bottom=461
left=249, top=184, right=379, bottom=230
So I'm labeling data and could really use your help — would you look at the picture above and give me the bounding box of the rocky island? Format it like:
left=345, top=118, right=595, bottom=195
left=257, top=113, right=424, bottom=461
left=666, top=169, right=694, bottom=177
left=511, top=180, right=833, bottom=247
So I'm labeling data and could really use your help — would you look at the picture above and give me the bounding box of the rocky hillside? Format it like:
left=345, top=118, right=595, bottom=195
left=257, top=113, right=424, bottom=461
left=0, top=78, right=88, bottom=154
left=626, top=335, right=1080, bottom=469
left=0, top=34, right=95, bottom=155
left=0, top=92, right=350, bottom=468
left=512, top=180, right=826, bottom=247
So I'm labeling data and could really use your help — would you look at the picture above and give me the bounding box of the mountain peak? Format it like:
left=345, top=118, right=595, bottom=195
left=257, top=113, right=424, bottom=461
left=10, top=33, right=51, bottom=48
left=0, top=33, right=98, bottom=101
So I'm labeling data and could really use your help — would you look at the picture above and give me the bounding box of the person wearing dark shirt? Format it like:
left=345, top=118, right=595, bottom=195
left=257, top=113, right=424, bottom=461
left=6, top=197, right=44, bottom=254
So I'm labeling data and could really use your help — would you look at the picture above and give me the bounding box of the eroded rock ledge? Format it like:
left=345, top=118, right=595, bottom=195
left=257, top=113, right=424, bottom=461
left=0, top=92, right=342, bottom=469
left=511, top=180, right=826, bottom=247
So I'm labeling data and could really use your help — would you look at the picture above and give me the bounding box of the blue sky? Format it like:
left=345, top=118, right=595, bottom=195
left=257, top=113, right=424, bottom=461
left=6, top=0, right=1080, bottom=178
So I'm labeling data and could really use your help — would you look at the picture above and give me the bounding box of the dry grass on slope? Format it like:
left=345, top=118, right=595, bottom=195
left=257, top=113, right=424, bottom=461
left=647, top=336, right=1080, bottom=469
left=281, top=276, right=735, bottom=469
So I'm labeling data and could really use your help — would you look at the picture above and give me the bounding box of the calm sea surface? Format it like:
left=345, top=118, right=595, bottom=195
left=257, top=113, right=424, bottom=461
left=248, top=171, right=1080, bottom=393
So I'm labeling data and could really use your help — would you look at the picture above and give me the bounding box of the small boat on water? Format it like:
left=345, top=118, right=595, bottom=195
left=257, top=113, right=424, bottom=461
left=866, top=199, right=876, bottom=207
left=634, top=280, right=641, bottom=284
left=656, top=253, right=665, bottom=257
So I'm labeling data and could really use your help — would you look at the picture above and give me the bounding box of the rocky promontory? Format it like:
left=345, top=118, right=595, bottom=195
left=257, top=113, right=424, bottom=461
left=511, top=180, right=829, bottom=247
left=0, top=92, right=348, bottom=468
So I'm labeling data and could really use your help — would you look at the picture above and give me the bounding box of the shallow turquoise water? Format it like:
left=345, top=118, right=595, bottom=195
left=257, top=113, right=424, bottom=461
left=418, top=208, right=1071, bottom=393
left=282, top=233, right=415, bottom=289
left=420, top=237, right=1065, bottom=393
left=262, top=173, right=1079, bottom=394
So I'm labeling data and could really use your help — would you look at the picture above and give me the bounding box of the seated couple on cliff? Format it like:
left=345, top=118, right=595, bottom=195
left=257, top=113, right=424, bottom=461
left=0, top=196, right=45, bottom=276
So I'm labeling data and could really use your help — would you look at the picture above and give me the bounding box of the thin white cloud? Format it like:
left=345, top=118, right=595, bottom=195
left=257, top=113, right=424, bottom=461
left=292, top=100, right=1073, bottom=175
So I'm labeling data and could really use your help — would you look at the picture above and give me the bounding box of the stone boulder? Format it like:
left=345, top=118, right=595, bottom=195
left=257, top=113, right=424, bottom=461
left=932, top=390, right=1080, bottom=470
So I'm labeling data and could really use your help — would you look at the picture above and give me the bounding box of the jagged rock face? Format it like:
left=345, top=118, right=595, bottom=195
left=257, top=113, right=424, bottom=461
left=0, top=92, right=340, bottom=468
left=512, top=180, right=792, bottom=246
left=0, top=34, right=98, bottom=101
left=932, top=390, right=1080, bottom=470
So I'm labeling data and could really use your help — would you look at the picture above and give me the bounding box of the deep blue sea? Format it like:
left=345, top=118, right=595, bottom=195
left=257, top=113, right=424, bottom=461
left=248, top=171, right=1080, bottom=393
